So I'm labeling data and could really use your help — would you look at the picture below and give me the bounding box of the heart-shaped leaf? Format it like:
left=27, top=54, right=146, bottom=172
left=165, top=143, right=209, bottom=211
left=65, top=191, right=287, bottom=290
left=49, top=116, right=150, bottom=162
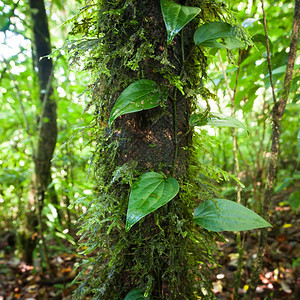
left=109, top=80, right=165, bottom=126
left=126, top=172, right=179, bottom=231
left=124, top=288, right=144, bottom=300
left=194, top=199, right=272, bottom=232
left=161, top=0, right=200, bottom=44
left=194, top=22, right=245, bottom=49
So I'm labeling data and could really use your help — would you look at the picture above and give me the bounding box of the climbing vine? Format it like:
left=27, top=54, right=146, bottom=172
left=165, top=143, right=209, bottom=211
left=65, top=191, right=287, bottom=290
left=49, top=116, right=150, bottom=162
left=69, top=1, right=270, bottom=299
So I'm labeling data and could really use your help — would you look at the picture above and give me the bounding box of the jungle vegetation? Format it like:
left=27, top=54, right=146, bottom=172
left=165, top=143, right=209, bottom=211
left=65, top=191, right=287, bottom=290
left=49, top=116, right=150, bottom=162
left=0, top=0, right=299, bottom=299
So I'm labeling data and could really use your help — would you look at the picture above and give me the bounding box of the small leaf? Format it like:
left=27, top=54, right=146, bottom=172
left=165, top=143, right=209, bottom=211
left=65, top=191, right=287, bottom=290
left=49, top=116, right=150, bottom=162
left=207, top=116, right=247, bottom=130
left=298, top=129, right=300, bottom=160
left=252, top=33, right=273, bottom=53
left=126, top=172, right=179, bottom=231
left=124, top=288, right=144, bottom=300
left=193, top=199, right=272, bottom=232
left=194, top=22, right=245, bottom=49
left=266, top=65, right=286, bottom=77
left=274, top=177, right=293, bottom=193
left=161, top=0, right=200, bottom=44
left=194, top=22, right=234, bottom=45
left=241, top=18, right=259, bottom=28
left=109, top=80, right=164, bottom=126
left=189, top=114, right=247, bottom=131
left=189, top=113, right=208, bottom=127
left=289, top=191, right=300, bottom=211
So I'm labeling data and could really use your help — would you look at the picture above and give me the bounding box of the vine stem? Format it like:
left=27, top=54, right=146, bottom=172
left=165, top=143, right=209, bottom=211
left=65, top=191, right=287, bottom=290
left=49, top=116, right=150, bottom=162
left=260, top=0, right=277, bottom=104
left=172, top=31, right=186, bottom=177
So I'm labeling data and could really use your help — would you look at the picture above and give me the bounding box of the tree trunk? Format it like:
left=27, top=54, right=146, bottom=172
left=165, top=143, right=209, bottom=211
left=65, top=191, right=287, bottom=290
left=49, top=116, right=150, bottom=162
left=19, top=0, right=57, bottom=266
left=73, top=1, right=221, bottom=299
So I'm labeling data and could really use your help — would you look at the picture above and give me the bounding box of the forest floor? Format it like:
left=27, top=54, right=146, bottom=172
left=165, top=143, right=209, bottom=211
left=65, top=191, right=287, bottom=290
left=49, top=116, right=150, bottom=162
left=0, top=188, right=299, bottom=299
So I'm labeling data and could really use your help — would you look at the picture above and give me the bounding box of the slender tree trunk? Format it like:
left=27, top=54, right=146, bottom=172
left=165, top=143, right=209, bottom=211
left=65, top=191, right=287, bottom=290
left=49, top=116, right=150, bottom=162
left=19, top=0, right=57, bottom=267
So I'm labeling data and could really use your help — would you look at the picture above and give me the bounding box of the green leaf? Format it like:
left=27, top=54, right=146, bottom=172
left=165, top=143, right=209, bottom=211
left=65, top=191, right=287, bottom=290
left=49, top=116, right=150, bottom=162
left=207, top=116, right=247, bottom=130
left=289, top=192, right=300, bottom=211
left=189, top=114, right=247, bottom=131
left=124, top=288, right=144, bottom=300
left=193, top=199, right=272, bottom=232
left=194, top=22, right=233, bottom=44
left=194, top=22, right=245, bottom=49
left=223, top=37, right=245, bottom=50
left=189, top=113, right=208, bottom=127
left=252, top=33, right=273, bottom=53
left=274, top=177, right=293, bottom=193
left=126, top=172, right=179, bottom=231
left=109, top=80, right=165, bottom=126
left=298, top=129, right=300, bottom=160
left=161, top=0, right=200, bottom=44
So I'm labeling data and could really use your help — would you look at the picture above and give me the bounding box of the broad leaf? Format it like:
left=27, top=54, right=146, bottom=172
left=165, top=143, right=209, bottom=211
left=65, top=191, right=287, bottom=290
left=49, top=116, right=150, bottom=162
left=189, top=114, right=247, bottom=131
left=193, top=199, right=272, bottom=232
left=126, top=172, right=179, bottom=231
left=161, top=0, right=200, bottom=44
left=124, top=288, right=144, bottom=300
left=109, top=80, right=164, bottom=126
left=194, top=22, right=245, bottom=49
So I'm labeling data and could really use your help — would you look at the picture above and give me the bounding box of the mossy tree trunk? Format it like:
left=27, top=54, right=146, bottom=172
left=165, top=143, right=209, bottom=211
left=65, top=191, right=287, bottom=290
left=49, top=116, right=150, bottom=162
left=73, top=1, right=224, bottom=299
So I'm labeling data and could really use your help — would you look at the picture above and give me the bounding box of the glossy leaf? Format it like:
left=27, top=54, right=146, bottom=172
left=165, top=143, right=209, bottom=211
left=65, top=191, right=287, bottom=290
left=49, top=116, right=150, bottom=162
left=189, top=114, right=247, bottom=131
left=194, top=22, right=244, bottom=49
left=124, top=288, right=144, bottom=300
left=194, top=199, right=272, bottom=232
left=109, top=80, right=164, bottom=126
left=161, top=0, right=200, bottom=44
left=126, top=172, right=179, bottom=231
